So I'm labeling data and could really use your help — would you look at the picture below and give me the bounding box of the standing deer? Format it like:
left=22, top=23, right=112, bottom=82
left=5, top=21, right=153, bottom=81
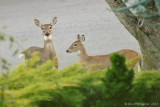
left=19, top=17, right=58, bottom=68
left=66, top=34, right=141, bottom=71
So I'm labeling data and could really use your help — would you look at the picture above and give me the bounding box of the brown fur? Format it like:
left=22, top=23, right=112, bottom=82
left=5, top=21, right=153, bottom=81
left=20, top=17, right=58, bottom=68
left=66, top=34, right=141, bottom=71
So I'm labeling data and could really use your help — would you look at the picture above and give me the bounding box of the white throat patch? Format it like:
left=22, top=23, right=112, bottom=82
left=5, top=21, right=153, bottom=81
left=18, top=53, right=24, bottom=59
left=44, top=35, right=52, bottom=40
left=77, top=50, right=81, bottom=54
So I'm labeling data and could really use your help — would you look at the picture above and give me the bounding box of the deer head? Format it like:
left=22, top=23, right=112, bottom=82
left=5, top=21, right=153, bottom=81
left=66, top=34, right=85, bottom=53
left=34, top=17, right=57, bottom=40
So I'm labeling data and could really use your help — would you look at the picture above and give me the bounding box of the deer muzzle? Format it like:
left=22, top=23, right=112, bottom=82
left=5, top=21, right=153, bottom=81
left=45, top=32, right=50, bottom=36
left=66, top=49, right=71, bottom=53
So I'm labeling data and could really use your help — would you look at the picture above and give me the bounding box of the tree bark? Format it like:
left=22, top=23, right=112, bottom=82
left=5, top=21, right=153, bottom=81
left=105, top=0, right=160, bottom=70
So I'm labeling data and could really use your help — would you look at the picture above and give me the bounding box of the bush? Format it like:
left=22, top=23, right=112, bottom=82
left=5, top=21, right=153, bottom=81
left=130, top=71, right=160, bottom=104
left=0, top=53, right=159, bottom=107
left=96, top=53, right=134, bottom=107
left=0, top=53, right=106, bottom=107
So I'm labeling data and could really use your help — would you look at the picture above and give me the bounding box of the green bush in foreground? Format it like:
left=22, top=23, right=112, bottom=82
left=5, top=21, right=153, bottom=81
left=97, top=54, right=134, bottom=107
left=0, top=53, right=160, bottom=107
left=0, top=53, right=106, bottom=107
left=130, top=70, right=160, bottom=104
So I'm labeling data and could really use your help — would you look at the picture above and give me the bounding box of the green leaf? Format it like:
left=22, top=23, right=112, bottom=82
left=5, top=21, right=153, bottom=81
left=0, top=35, right=6, bottom=41
left=9, top=36, right=14, bottom=43
left=1, top=58, right=7, bottom=64
left=2, top=65, right=9, bottom=70
left=13, top=49, right=19, bottom=56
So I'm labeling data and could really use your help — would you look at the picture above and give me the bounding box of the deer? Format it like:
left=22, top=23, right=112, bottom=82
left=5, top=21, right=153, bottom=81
left=19, top=17, right=58, bottom=68
left=66, top=34, right=141, bottom=71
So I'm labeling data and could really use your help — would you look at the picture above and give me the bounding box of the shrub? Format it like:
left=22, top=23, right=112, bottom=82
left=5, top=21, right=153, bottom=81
left=96, top=53, right=134, bottom=107
left=130, top=70, right=160, bottom=104
left=0, top=53, right=106, bottom=107
left=0, top=53, right=159, bottom=107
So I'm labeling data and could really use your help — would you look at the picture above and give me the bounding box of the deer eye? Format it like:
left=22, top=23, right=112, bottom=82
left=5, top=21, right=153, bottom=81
left=74, top=44, right=77, bottom=46
left=41, top=27, right=44, bottom=30
left=50, top=26, right=52, bottom=29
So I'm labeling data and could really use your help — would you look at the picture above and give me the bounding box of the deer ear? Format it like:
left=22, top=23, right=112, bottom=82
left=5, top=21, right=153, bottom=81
left=51, top=17, right=57, bottom=26
left=77, top=34, right=81, bottom=40
left=34, top=19, right=42, bottom=27
left=81, top=35, right=85, bottom=42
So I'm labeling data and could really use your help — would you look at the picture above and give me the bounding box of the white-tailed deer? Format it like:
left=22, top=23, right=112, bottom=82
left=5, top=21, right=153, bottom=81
left=19, top=17, right=58, bottom=68
left=66, top=34, right=141, bottom=71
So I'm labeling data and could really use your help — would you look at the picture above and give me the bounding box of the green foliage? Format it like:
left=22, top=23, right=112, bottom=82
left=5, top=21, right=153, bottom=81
left=0, top=53, right=159, bottom=107
left=9, top=36, right=14, bottom=48
left=104, top=54, right=134, bottom=99
left=0, top=58, right=11, bottom=72
left=9, top=37, right=14, bottom=43
left=12, top=49, right=19, bottom=56
left=126, top=56, right=140, bottom=70
left=0, top=53, right=106, bottom=107
left=0, top=35, right=6, bottom=41
left=97, top=54, right=134, bottom=107
left=130, top=71, right=160, bottom=103
left=0, top=32, right=17, bottom=72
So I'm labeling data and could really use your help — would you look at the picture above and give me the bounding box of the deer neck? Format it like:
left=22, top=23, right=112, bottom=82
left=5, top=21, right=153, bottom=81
left=78, top=44, right=88, bottom=61
left=43, top=37, right=56, bottom=56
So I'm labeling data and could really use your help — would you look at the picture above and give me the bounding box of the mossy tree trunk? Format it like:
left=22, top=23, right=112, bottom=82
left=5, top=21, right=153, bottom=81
left=105, top=0, right=160, bottom=70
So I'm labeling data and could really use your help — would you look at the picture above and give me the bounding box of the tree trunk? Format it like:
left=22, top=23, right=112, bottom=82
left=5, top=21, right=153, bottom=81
left=105, top=0, right=160, bottom=70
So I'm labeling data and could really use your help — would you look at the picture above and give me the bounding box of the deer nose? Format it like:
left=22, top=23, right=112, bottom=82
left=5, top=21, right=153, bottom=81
left=66, top=50, right=69, bottom=53
left=45, top=32, right=50, bottom=36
